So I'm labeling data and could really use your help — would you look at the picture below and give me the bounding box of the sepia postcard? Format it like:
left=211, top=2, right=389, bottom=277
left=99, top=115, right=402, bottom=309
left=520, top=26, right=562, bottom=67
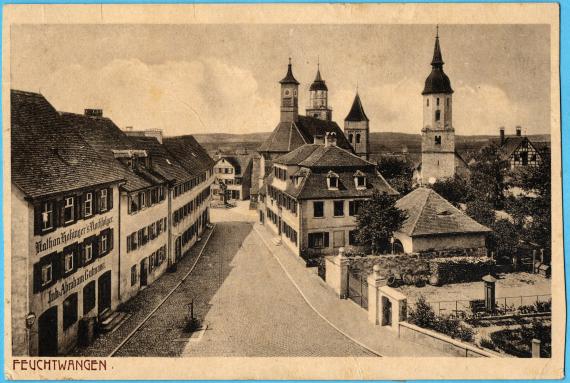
left=2, top=3, right=564, bottom=380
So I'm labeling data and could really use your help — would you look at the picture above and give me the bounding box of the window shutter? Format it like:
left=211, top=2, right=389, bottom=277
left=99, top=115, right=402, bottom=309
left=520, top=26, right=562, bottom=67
left=33, top=262, right=42, bottom=293
left=324, top=232, right=330, bottom=247
left=57, top=199, right=66, bottom=227
left=108, top=188, right=113, bottom=210
left=77, top=194, right=84, bottom=221
left=72, top=244, right=79, bottom=273
left=93, top=190, right=100, bottom=215
left=92, top=236, right=100, bottom=259
left=108, top=228, right=114, bottom=251
left=77, top=242, right=85, bottom=267
left=52, top=252, right=62, bottom=281
left=33, top=202, right=42, bottom=236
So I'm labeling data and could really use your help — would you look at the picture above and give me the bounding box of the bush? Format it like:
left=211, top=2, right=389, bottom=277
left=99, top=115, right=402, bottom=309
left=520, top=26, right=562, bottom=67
left=490, top=320, right=551, bottom=357
left=409, top=296, right=474, bottom=342
left=479, top=337, right=496, bottom=350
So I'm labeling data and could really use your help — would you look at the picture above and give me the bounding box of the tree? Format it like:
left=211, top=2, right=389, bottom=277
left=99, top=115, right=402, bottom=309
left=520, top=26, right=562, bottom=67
left=377, top=156, right=414, bottom=195
left=487, top=219, right=521, bottom=261
left=355, top=191, right=408, bottom=254
left=469, top=144, right=510, bottom=209
left=431, top=176, right=472, bottom=207
left=506, top=153, right=551, bottom=254
left=465, top=198, right=496, bottom=227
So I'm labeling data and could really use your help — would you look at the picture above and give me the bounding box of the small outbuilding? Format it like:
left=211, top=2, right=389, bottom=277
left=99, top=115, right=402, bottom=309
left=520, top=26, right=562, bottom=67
left=393, top=187, right=492, bottom=254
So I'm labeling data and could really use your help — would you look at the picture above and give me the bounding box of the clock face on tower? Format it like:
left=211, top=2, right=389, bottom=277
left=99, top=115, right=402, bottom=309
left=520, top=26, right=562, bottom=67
left=284, top=89, right=291, bottom=97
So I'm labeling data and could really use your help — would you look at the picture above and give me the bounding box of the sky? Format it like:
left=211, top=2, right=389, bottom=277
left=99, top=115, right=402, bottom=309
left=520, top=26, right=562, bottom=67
left=11, top=24, right=551, bottom=136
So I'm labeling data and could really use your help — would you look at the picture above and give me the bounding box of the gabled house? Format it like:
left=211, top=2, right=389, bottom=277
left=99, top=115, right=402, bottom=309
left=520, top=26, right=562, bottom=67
left=498, top=126, right=543, bottom=169
left=393, top=187, right=491, bottom=254
left=259, top=132, right=397, bottom=258
left=212, top=154, right=253, bottom=201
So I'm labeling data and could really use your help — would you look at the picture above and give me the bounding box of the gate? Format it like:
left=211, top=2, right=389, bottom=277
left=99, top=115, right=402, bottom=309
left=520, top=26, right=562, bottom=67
left=347, top=265, right=368, bottom=309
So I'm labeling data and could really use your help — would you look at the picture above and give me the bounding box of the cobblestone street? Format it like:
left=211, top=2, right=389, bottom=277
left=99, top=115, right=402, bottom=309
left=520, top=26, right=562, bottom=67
left=181, top=219, right=373, bottom=356
left=75, top=202, right=373, bottom=356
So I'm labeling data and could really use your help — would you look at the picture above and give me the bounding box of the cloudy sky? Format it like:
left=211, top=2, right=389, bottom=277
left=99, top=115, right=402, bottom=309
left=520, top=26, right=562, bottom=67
left=11, top=24, right=550, bottom=136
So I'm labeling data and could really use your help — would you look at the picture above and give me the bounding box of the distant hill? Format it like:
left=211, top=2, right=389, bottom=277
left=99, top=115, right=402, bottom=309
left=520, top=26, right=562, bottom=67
left=194, top=131, right=551, bottom=155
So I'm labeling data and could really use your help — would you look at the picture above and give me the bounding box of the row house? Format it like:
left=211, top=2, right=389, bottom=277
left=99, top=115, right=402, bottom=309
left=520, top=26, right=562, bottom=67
left=11, top=91, right=124, bottom=357
left=162, top=136, right=215, bottom=262
left=10, top=90, right=215, bottom=356
left=211, top=154, right=253, bottom=201
left=259, top=132, right=397, bottom=258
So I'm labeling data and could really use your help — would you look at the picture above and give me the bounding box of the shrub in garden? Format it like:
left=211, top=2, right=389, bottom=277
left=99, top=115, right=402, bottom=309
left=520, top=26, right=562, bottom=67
left=409, top=296, right=474, bottom=342
left=479, top=337, right=496, bottom=350
left=408, top=296, right=437, bottom=328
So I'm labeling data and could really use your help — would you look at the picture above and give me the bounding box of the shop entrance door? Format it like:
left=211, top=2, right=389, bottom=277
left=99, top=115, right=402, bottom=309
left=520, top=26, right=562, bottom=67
left=38, top=306, right=58, bottom=356
left=97, top=271, right=112, bottom=314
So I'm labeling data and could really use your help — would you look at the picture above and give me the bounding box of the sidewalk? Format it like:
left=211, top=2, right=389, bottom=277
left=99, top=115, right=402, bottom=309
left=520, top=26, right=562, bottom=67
left=253, top=223, right=449, bottom=357
left=71, top=226, right=214, bottom=357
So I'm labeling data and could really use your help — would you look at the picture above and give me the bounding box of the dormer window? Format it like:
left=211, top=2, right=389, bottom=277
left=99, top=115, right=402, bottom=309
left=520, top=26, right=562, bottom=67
left=326, top=171, right=339, bottom=190
left=354, top=170, right=366, bottom=190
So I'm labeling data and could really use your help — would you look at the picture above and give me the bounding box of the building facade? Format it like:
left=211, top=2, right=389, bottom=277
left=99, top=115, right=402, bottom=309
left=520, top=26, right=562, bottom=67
left=498, top=126, right=543, bottom=169
left=212, top=155, right=253, bottom=201
left=259, top=132, right=397, bottom=258
left=11, top=90, right=215, bottom=356
left=11, top=91, right=124, bottom=356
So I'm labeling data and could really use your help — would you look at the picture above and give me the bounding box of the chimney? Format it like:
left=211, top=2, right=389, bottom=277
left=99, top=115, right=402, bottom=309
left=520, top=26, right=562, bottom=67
left=325, top=132, right=337, bottom=147
left=516, top=126, right=522, bottom=137
left=84, top=108, right=103, bottom=117
left=499, top=127, right=505, bottom=145
left=313, top=135, right=325, bottom=145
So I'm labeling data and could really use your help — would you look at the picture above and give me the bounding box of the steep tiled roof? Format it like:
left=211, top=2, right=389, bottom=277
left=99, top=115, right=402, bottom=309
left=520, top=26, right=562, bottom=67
left=258, top=116, right=352, bottom=153
left=129, top=136, right=192, bottom=185
left=345, top=93, right=369, bottom=122
left=162, top=135, right=215, bottom=175
left=274, top=144, right=373, bottom=168
left=269, top=143, right=397, bottom=200
left=11, top=90, right=124, bottom=199
left=61, top=112, right=158, bottom=192
left=396, top=187, right=491, bottom=237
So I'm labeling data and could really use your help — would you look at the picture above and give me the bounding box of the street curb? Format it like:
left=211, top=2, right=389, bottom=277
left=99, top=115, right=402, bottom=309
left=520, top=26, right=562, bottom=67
left=252, top=224, right=383, bottom=357
left=108, top=224, right=217, bottom=357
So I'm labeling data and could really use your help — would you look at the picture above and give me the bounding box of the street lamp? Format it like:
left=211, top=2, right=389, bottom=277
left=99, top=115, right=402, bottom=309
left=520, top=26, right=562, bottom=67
left=25, top=312, right=36, bottom=356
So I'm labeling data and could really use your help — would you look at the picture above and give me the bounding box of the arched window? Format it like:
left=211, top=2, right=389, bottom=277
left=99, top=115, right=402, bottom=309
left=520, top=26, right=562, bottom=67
left=436, top=97, right=440, bottom=106
left=435, top=110, right=441, bottom=121
left=435, top=135, right=441, bottom=145
left=348, top=133, right=353, bottom=143
left=356, top=133, right=361, bottom=144
left=427, top=99, right=429, bottom=107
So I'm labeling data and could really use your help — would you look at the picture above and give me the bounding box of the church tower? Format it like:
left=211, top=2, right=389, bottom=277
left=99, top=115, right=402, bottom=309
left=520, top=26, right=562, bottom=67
left=344, top=91, right=370, bottom=160
left=421, top=27, right=455, bottom=184
left=280, top=58, right=300, bottom=123
left=306, top=64, right=332, bottom=121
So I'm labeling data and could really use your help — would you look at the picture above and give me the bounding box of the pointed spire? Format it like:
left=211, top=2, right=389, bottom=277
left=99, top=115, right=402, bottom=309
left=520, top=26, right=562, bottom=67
left=280, top=58, right=299, bottom=85
left=422, top=25, right=453, bottom=95
left=431, top=25, right=444, bottom=67
left=345, top=92, right=369, bottom=122
left=310, top=61, right=328, bottom=91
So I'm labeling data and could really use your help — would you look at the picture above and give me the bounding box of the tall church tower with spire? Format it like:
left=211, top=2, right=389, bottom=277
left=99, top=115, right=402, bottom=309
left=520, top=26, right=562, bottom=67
left=280, top=58, right=300, bottom=123
left=306, top=64, right=332, bottom=121
left=421, top=27, right=455, bottom=184
left=344, top=91, right=370, bottom=160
